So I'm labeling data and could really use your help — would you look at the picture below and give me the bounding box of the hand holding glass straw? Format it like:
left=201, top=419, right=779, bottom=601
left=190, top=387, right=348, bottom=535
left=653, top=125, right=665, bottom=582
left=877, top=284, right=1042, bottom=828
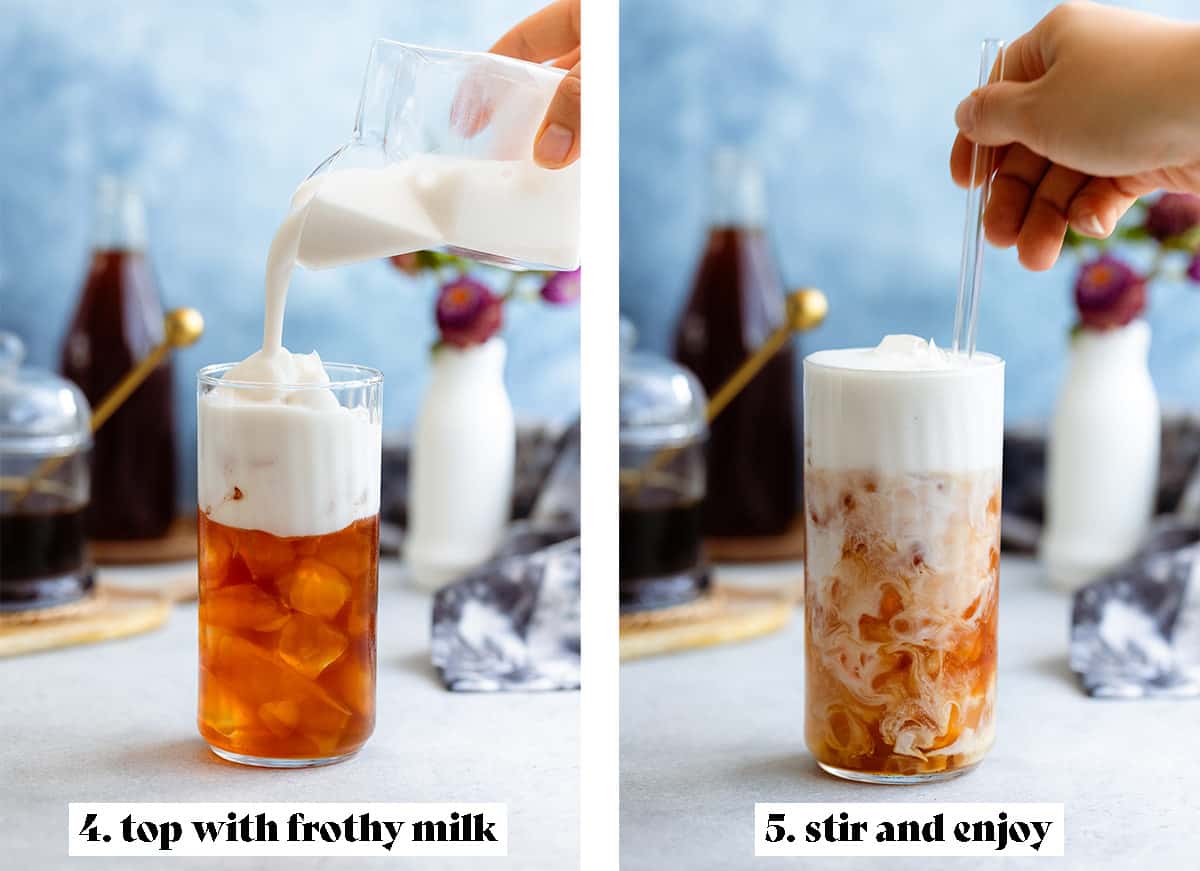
left=950, top=2, right=1200, bottom=272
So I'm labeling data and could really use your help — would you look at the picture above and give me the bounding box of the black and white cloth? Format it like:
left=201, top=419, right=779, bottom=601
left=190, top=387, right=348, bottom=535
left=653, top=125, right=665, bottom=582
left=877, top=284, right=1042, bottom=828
left=1003, top=416, right=1200, bottom=699
left=1069, top=521, right=1200, bottom=699
left=427, top=422, right=581, bottom=692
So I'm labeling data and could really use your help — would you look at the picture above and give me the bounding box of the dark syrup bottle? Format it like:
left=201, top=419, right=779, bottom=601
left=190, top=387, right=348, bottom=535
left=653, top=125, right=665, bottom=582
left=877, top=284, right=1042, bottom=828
left=60, top=177, right=177, bottom=540
left=674, top=150, right=800, bottom=537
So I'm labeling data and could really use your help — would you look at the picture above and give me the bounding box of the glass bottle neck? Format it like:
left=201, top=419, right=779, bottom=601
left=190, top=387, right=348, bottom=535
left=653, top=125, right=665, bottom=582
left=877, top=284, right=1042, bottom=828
left=707, top=149, right=766, bottom=229
left=92, top=177, right=147, bottom=251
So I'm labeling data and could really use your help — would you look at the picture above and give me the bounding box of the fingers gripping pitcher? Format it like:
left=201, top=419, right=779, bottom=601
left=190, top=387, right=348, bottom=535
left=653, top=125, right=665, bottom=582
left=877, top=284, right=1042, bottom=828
left=803, top=335, right=1003, bottom=783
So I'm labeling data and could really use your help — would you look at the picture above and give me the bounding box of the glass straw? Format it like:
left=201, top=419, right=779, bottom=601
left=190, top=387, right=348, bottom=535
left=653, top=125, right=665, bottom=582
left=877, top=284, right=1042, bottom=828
left=952, top=38, right=1006, bottom=358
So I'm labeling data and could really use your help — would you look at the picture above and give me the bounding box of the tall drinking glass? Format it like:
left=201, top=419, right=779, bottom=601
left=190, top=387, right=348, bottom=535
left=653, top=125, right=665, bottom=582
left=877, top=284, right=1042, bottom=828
left=196, top=363, right=382, bottom=768
left=803, top=347, right=1004, bottom=783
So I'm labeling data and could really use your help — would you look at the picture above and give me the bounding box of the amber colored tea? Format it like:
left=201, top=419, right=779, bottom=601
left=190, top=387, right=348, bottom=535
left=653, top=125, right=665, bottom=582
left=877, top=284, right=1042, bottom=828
left=197, top=513, right=378, bottom=763
left=804, top=468, right=999, bottom=780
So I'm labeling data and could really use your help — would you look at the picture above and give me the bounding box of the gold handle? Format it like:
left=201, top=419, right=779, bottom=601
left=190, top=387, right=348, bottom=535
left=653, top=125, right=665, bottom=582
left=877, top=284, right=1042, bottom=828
left=14, top=308, right=204, bottom=506
left=625, top=288, right=828, bottom=491
left=704, top=287, right=828, bottom=422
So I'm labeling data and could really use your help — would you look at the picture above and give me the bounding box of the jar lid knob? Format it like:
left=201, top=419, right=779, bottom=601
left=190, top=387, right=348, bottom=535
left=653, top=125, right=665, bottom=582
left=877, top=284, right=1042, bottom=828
left=0, top=332, right=25, bottom=377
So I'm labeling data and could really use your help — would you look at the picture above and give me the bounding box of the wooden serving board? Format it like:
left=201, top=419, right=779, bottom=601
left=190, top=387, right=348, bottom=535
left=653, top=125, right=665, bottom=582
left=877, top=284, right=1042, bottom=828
left=704, top=513, right=806, bottom=563
left=620, top=581, right=797, bottom=661
left=0, top=584, right=172, bottom=658
left=91, top=515, right=198, bottom=565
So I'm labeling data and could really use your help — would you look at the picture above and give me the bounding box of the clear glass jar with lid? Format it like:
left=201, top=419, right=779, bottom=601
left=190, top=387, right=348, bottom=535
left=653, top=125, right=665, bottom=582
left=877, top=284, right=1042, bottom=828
left=0, top=333, right=94, bottom=611
left=619, top=350, right=710, bottom=612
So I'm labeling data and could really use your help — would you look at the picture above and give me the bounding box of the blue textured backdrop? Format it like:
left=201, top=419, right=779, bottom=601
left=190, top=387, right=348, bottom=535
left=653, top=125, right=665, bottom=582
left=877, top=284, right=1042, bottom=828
left=0, top=0, right=578, bottom=506
left=620, top=0, right=1200, bottom=423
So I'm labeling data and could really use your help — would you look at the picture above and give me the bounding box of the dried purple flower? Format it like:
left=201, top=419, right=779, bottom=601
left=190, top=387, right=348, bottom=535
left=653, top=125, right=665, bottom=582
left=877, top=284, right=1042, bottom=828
left=540, top=268, right=581, bottom=305
left=1074, top=255, right=1147, bottom=330
left=1188, top=252, right=1200, bottom=284
left=1145, top=193, right=1200, bottom=241
left=435, top=277, right=503, bottom=347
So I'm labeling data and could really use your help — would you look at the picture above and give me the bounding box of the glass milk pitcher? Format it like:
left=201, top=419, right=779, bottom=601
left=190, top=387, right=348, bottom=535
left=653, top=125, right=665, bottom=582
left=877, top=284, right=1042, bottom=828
left=295, top=40, right=581, bottom=273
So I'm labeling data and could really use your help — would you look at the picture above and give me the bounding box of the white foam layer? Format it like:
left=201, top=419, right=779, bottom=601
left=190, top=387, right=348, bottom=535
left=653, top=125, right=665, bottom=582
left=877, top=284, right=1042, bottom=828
left=197, top=349, right=380, bottom=538
left=804, top=335, right=1004, bottom=473
left=812, top=334, right=999, bottom=372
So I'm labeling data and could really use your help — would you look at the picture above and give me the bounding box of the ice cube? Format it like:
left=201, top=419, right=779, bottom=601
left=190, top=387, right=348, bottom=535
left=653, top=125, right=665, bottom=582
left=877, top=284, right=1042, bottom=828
left=208, top=633, right=354, bottom=736
left=317, top=530, right=372, bottom=580
left=258, top=700, right=300, bottom=737
left=198, top=624, right=230, bottom=663
left=826, top=703, right=873, bottom=756
left=278, top=558, right=350, bottom=618
left=300, top=697, right=352, bottom=755
left=951, top=629, right=984, bottom=664
left=237, top=530, right=295, bottom=581
left=199, top=524, right=233, bottom=581
left=223, top=554, right=253, bottom=588
left=203, top=584, right=291, bottom=632
left=199, top=667, right=256, bottom=738
left=279, top=613, right=348, bottom=678
left=321, top=654, right=374, bottom=717
left=344, top=594, right=375, bottom=639
left=208, top=633, right=355, bottom=758
left=879, top=585, right=904, bottom=621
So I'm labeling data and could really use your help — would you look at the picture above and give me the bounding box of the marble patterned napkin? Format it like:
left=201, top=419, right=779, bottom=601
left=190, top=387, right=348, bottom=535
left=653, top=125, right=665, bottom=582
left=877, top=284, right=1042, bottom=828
left=431, top=537, right=581, bottom=691
left=1004, top=418, right=1200, bottom=698
left=429, top=422, right=581, bottom=692
left=1069, top=521, right=1200, bottom=698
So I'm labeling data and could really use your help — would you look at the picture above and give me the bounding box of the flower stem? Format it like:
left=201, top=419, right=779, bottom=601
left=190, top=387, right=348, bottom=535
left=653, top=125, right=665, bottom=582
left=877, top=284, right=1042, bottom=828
left=1145, top=247, right=1168, bottom=283
left=501, top=271, right=522, bottom=301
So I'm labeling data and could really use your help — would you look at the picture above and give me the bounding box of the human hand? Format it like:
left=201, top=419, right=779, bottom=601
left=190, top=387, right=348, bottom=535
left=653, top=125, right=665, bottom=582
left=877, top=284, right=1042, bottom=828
left=950, top=1, right=1200, bottom=270
left=490, top=0, right=581, bottom=169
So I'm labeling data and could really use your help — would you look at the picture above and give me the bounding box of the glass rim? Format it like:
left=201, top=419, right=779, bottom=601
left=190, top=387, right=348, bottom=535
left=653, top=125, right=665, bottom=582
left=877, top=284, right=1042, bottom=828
left=368, top=38, right=567, bottom=81
left=803, top=348, right=1004, bottom=377
left=197, top=362, right=383, bottom=391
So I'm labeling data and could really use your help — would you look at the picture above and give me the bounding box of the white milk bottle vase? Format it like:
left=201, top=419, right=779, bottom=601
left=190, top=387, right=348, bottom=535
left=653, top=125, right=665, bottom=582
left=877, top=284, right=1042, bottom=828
left=1041, top=317, right=1160, bottom=591
left=406, top=336, right=515, bottom=591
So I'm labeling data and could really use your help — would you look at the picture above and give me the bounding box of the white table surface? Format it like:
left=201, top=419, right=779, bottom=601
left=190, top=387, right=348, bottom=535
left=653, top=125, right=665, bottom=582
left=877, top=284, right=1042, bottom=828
left=0, top=559, right=578, bottom=870
left=620, top=556, right=1200, bottom=871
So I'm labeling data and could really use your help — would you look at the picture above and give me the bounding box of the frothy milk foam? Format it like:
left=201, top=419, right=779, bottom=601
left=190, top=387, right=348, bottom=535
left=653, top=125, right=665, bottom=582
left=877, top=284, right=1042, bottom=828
left=197, top=354, right=381, bottom=539
left=201, top=154, right=578, bottom=537
left=804, top=334, right=1004, bottom=474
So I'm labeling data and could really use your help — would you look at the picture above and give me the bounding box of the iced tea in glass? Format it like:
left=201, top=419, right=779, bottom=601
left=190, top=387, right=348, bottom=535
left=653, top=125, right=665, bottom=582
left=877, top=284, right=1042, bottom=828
left=803, top=341, right=1004, bottom=783
left=196, top=362, right=382, bottom=767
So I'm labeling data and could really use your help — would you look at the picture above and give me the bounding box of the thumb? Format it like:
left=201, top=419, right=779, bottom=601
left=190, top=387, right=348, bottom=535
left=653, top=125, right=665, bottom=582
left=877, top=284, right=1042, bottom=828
left=534, top=62, right=581, bottom=169
left=954, top=80, right=1038, bottom=147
